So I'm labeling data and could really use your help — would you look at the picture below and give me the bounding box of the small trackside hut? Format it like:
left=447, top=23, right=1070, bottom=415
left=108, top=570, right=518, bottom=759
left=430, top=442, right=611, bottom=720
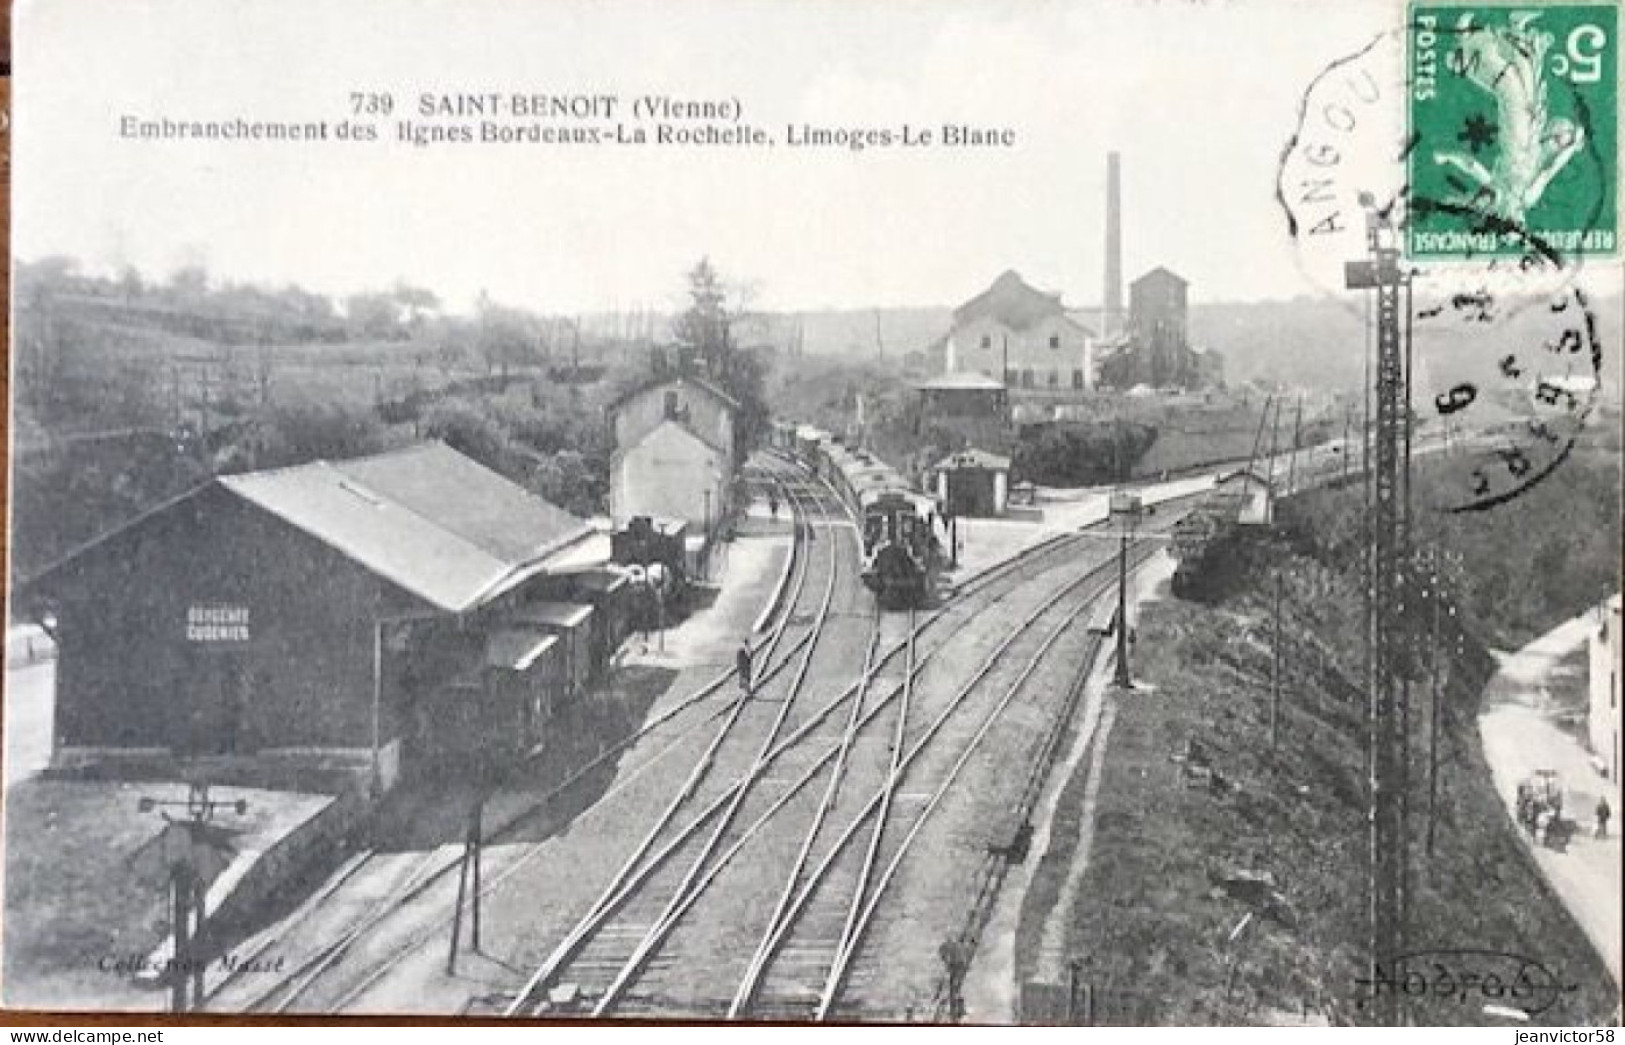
left=929, top=448, right=1012, bottom=518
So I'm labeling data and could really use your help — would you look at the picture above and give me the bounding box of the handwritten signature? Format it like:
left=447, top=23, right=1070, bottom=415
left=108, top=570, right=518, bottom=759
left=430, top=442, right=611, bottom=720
left=1353, top=949, right=1580, bottom=1016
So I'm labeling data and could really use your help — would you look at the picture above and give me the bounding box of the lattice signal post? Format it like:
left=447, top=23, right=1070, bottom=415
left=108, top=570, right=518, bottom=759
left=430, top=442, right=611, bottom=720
left=1343, top=195, right=1413, bottom=1027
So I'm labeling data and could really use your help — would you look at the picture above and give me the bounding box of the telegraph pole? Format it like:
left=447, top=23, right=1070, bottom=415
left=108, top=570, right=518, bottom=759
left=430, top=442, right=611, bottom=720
left=1342, top=406, right=1354, bottom=484
left=1271, top=570, right=1283, bottom=749
left=1286, top=395, right=1305, bottom=496
left=1344, top=194, right=1414, bottom=1026
left=1425, top=545, right=1461, bottom=859
left=1265, top=395, right=1283, bottom=488
left=1109, top=492, right=1145, bottom=689
left=1244, top=392, right=1274, bottom=484
left=1116, top=526, right=1131, bottom=687
left=448, top=794, right=485, bottom=973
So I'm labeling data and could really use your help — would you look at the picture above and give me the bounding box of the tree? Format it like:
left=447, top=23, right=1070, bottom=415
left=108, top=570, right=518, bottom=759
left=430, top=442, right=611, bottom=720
left=419, top=400, right=515, bottom=471
left=215, top=402, right=388, bottom=473
left=117, top=266, right=145, bottom=302
left=675, top=258, right=732, bottom=375
left=672, top=257, right=770, bottom=453
left=345, top=291, right=406, bottom=340
left=392, top=282, right=441, bottom=330
left=168, top=265, right=210, bottom=301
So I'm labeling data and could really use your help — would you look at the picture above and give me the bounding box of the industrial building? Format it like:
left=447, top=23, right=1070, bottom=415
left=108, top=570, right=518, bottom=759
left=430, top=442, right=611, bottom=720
left=608, top=375, right=739, bottom=542
left=1094, top=267, right=1218, bottom=390
left=15, top=442, right=629, bottom=791
left=929, top=152, right=1220, bottom=394
left=942, top=270, right=1096, bottom=392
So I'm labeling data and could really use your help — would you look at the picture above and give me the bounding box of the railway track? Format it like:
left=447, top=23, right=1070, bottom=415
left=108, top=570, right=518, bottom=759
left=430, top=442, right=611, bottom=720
left=735, top=546, right=1149, bottom=1020
left=500, top=462, right=862, bottom=1016
left=211, top=455, right=1203, bottom=1017
left=502, top=499, right=1175, bottom=1017
left=301, top=464, right=851, bottom=1015
left=204, top=460, right=827, bottom=1014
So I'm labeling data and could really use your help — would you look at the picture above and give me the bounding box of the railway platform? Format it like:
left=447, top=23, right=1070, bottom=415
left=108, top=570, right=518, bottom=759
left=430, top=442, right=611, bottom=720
left=621, top=498, right=793, bottom=684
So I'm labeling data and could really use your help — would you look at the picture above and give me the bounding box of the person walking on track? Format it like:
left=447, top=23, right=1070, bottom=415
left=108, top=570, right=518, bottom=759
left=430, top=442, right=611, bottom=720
left=1596, top=795, right=1612, bottom=839
left=737, top=640, right=754, bottom=697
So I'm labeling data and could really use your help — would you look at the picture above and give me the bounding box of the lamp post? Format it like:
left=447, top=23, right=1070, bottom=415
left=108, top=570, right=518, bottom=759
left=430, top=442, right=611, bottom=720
left=702, top=487, right=713, bottom=581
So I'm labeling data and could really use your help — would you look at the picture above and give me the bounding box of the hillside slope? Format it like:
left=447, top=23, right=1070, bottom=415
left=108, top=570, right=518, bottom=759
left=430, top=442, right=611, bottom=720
left=1015, top=504, right=1619, bottom=1025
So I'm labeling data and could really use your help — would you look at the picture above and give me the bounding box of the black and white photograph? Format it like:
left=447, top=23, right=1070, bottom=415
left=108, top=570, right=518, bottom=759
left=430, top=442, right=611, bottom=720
left=3, top=0, right=1621, bottom=1027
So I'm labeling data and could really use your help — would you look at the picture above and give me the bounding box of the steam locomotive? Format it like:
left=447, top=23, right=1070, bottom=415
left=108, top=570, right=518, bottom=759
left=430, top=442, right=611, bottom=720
left=779, top=423, right=942, bottom=608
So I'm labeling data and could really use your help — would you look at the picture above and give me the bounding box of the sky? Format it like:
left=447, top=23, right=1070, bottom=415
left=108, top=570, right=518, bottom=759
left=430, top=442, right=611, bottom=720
left=14, top=0, right=1460, bottom=313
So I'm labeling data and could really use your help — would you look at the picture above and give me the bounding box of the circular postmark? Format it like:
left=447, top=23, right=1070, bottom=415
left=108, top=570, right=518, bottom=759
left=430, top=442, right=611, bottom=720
left=1276, top=11, right=1612, bottom=512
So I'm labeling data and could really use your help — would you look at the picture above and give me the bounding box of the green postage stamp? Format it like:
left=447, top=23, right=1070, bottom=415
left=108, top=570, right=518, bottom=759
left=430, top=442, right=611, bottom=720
left=1407, top=1, right=1619, bottom=259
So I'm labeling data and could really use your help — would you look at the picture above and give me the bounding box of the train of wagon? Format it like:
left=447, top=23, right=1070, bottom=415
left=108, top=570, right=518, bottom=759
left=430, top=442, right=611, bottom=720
left=772, top=422, right=943, bottom=608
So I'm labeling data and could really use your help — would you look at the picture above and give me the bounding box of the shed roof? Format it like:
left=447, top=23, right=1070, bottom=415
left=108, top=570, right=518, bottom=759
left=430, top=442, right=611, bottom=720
left=20, top=442, right=592, bottom=616
left=606, top=373, right=740, bottom=415
left=953, top=270, right=1067, bottom=331
left=918, top=371, right=1007, bottom=391
left=514, top=602, right=594, bottom=629
left=933, top=448, right=1012, bottom=471
left=486, top=629, right=559, bottom=672
left=1132, top=266, right=1189, bottom=288
left=219, top=441, right=591, bottom=613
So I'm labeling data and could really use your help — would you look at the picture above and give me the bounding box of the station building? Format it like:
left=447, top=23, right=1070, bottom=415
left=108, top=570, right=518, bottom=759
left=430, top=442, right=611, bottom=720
left=608, top=375, right=738, bottom=543
left=15, top=441, right=627, bottom=792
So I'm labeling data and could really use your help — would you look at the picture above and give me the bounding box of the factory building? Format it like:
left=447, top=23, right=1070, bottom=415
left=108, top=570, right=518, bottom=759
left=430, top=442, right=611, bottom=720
left=1095, top=267, right=1220, bottom=390
left=942, top=270, right=1096, bottom=392
left=15, top=442, right=620, bottom=791
left=608, top=375, right=738, bottom=540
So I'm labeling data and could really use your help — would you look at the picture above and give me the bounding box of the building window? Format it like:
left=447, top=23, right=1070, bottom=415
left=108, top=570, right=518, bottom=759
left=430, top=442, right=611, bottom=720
left=1047, top=369, right=1058, bottom=388
left=1049, top=334, right=1060, bottom=350
left=981, top=334, right=992, bottom=350
left=1072, top=368, right=1085, bottom=389
left=1022, top=368, right=1035, bottom=388
left=1004, top=368, right=1017, bottom=386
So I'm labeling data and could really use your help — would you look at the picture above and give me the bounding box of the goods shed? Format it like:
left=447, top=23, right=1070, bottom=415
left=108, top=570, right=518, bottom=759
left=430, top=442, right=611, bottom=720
left=14, top=441, right=596, bottom=791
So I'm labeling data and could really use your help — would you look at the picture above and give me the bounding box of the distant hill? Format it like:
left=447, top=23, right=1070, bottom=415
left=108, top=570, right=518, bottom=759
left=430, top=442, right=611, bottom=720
left=752, top=308, right=952, bottom=363
left=775, top=294, right=1621, bottom=403
left=1194, top=293, right=1622, bottom=399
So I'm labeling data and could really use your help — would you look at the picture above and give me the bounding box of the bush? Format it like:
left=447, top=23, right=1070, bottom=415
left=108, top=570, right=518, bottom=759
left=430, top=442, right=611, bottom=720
left=1013, top=420, right=1158, bottom=485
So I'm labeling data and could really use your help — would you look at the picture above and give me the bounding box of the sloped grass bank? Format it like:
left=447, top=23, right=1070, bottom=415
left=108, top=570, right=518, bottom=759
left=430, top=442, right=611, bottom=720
left=1015, top=544, right=1616, bottom=1025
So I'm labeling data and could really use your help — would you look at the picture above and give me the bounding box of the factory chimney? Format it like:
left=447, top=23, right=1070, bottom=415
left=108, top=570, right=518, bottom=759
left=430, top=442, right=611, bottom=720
left=1104, top=151, right=1122, bottom=336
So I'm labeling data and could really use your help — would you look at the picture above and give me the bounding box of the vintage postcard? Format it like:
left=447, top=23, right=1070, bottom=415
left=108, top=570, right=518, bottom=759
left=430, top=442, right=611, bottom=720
left=4, top=0, right=1621, bottom=1028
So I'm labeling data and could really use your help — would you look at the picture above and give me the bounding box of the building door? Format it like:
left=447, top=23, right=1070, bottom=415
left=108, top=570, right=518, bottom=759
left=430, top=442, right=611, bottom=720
left=182, top=654, right=251, bottom=756
left=215, top=657, right=250, bottom=755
